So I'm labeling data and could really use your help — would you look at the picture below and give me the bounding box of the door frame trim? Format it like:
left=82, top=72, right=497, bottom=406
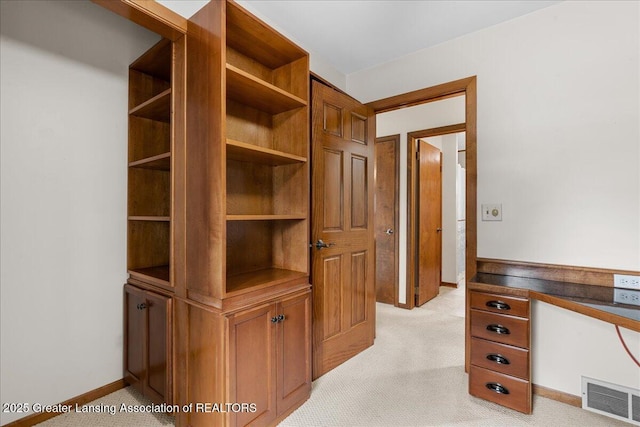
left=407, top=123, right=465, bottom=309
left=374, top=134, right=401, bottom=307
left=366, top=76, right=477, bottom=371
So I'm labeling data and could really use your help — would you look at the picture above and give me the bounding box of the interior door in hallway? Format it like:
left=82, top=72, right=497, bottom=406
left=311, top=80, right=375, bottom=379
left=374, top=135, right=399, bottom=305
left=416, top=140, right=442, bottom=306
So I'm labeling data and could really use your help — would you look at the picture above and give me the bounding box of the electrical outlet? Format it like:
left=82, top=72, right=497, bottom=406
left=613, top=274, right=640, bottom=290
left=613, top=288, right=640, bottom=307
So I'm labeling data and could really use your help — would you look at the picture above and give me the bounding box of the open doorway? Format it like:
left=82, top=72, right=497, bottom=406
left=374, top=93, right=471, bottom=310
left=409, top=127, right=466, bottom=307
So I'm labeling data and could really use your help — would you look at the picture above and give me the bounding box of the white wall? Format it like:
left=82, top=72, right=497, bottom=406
left=352, top=0, right=640, bottom=396
left=377, top=98, right=465, bottom=304
left=0, top=1, right=160, bottom=424
left=235, top=0, right=348, bottom=91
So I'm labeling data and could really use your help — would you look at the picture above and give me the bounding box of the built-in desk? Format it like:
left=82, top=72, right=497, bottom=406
left=468, top=271, right=639, bottom=414
left=470, top=272, right=640, bottom=332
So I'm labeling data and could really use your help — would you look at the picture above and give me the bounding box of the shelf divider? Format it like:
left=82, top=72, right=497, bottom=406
left=226, top=64, right=306, bottom=114
left=226, top=139, right=306, bottom=165
left=129, top=152, right=171, bottom=170
left=129, top=88, right=171, bottom=122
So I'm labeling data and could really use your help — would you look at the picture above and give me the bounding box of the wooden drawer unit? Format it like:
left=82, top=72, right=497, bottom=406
left=469, top=365, right=532, bottom=414
left=469, top=290, right=531, bottom=414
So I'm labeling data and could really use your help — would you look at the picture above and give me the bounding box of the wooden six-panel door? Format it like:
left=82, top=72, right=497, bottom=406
left=311, top=80, right=375, bottom=379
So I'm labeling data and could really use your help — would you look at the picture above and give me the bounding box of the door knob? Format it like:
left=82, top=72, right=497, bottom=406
left=385, top=228, right=394, bottom=235
left=311, top=239, right=335, bottom=250
left=436, top=228, right=442, bottom=232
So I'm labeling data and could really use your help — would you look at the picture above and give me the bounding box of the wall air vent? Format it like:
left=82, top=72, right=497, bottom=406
left=582, top=376, right=640, bottom=426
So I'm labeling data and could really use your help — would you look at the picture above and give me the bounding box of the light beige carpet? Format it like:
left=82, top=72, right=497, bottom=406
left=38, top=286, right=627, bottom=426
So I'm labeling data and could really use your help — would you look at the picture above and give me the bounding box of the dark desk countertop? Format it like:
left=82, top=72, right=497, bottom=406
left=471, top=273, right=640, bottom=330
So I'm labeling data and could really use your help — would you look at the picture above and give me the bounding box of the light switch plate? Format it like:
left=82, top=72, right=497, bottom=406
left=482, top=204, right=502, bottom=221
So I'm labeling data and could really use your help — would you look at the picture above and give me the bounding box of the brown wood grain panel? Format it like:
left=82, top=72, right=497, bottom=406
left=350, top=112, right=367, bottom=144
left=231, top=303, right=276, bottom=426
left=477, top=258, right=640, bottom=287
left=350, top=155, right=368, bottom=229
left=323, top=149, right=344, bottom=230
left=128, top=116, right=170, bottom=163
left=129, top=88, right=171, bottom=122
left=351, top=251, right=367, bottom=325
left=471, top=337, right=529, bottom=380
left=533, top=384, right=581, bottom=407
left=469, top=365, right=532, bottom=414
left=312, top=80, right=375, bottom=379
left=92, top=0, right=186, bottom=41
left=273, top=106, right=309, bottom=158
left=277, top=291, right=312, bottom=413
left=226, top=159, right=274, bottom=216
left=185, top=1, right=226, bottom=300
left=145, top=291, right=171, bottom=403
left=226, top=64, right=306, bottom=114
left=128, top=168, right=170, bottom=217
left=124, top=285, right=145, bottom=393
left=416, top=140, right=442, bottom=307
left=374, top=135, right=400, bottom=305
left=226, top=221, right=274, bottom=277
left=128, top=70, right=170, bottom=111
left=323, top=255, right=343, bottom=339
left=323, top=102, right=343, bottom=136
left=273, top=219, right=309, bottom=274
left=127, top=220, right=170, bottom=271
left=130, top=38, right=172, bottom=80
left=368, top=76, right=477, bottom=113
left=226, top=0, right=307, bottom=70
left=170, top=34, right=186, bottom=296
left=470, top=291, right=529, bottom=318
left=470, top=309, right=529, bottom=348
left=273, top=56, right=310, bottom=102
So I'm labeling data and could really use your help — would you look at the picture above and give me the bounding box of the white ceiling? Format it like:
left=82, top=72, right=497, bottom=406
left=159, top=0, right=562, bottom=75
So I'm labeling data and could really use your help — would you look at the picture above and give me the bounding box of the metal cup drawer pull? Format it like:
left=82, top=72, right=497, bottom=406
left=486, top=353, right=510, bottom=365
left=486, top=382, right=510, bottom=395
left=486, top=324, right=510, bottom=335
left=486, top=300, right=511, bottom=310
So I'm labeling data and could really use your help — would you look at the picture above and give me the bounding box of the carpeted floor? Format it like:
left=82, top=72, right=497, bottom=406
left=37, top=285, right=627, bottom=426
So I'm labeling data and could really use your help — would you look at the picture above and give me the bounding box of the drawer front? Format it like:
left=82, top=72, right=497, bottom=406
left=470, top=291, right=529, bottom=318
left=469, top=365, right=532, bottom=414
left=470, top=337, right=529, bottom=380
left=470, top=310, right=529, bottom=348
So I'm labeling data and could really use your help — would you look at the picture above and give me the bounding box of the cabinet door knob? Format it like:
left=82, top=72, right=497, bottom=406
left=486, top=300, right=511, bottom=310
left=486, top=382, right=510, bottom=395
left=486, top=353, right=510, bottom=365
left=271, top=314, right=285, bottom=324
left=486, top=324, right=510, bottom=335
left=137, top=303, right=147, bottom=310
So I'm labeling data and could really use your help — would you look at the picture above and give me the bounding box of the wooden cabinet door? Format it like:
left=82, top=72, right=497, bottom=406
left=145, top=290, right=171, bottom=404
left=229, top=303, right=277, bottom=427
left=124, top=284, right=171, bottom=404
left=124, top=284, right=146, bottom=394
left=276, top=291, right=311, bottom=415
